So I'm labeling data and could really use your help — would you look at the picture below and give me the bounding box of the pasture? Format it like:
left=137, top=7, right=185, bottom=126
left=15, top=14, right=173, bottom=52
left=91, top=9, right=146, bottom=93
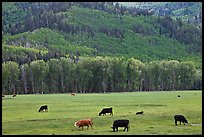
left=2, top=90, right=202, bottom=135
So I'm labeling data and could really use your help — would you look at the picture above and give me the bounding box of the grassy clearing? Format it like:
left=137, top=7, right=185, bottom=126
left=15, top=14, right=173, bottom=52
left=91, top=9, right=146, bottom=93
left=2, top=90, right=202, bottom=135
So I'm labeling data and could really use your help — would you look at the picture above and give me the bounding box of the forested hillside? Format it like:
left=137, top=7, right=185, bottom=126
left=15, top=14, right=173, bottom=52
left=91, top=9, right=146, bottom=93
left=119, top=2, right=202, bottom=28
left=2, top=2, right=202, bottom=94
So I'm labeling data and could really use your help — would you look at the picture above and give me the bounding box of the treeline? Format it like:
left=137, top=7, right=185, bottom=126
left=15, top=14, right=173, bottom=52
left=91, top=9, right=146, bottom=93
left=2, top=57, right=202, bottom=95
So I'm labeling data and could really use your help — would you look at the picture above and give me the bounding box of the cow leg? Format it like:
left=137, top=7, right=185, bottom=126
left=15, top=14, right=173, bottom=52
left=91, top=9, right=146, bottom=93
left=123, top=127, right=126, bottom=131
left=123, top=126, right=128, bottom=132
left=175, top=120, right=177, bottom=126
left=78, top=126, right=82, bottom=130
left=90, top=124, right=93, bottom=129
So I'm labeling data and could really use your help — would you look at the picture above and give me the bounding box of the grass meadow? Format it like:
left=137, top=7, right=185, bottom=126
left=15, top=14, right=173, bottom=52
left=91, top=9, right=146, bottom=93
left=2, top=90, right=202, bottom=135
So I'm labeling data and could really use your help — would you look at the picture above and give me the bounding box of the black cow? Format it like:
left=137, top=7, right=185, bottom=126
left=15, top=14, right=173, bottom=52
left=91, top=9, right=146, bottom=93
left=111, top=119, right=129, bottom=132
left=99, top=107, right=113, bottom=116
left=136, top=111, right=143, bottom=115
left=174, top=115, right=188, bottom=126
left=178, top=95, right=181, bottom=97
left=39, top=105, right=48, bottom=112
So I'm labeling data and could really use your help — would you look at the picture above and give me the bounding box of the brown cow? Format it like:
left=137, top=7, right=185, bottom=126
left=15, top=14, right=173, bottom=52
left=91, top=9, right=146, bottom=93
left=74, top=119, right=93, bottom=130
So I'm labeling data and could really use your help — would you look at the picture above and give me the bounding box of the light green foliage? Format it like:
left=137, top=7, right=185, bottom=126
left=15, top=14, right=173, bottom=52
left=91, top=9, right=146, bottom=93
left=2, top=61, right=20, bottom=94
left=29, top=60, right=49, bottom=93
left=3, top=28, right=94, bottom=55
left=2, top=91, right=202, bottom=135
left=2, top=56, right=201, bottom=94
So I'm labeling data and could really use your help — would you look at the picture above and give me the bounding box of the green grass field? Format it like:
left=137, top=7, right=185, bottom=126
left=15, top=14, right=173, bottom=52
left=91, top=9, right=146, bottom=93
left=2, top=90, right=202, bottom=135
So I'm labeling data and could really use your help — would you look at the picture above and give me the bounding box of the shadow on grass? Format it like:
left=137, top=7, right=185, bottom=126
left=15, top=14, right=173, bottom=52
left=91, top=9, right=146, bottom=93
left=115, top=104, right=167, bottom=107
left=2, top=97, right=15, bottom=100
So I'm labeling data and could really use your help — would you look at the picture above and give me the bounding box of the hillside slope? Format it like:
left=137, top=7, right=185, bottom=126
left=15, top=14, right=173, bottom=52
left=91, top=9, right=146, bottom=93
left=2, top=2, right=202, bottom=68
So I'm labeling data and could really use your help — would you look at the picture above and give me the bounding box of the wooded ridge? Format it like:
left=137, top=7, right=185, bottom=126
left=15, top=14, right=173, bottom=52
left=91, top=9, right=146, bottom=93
left=2, top=2, right=202, bottom=94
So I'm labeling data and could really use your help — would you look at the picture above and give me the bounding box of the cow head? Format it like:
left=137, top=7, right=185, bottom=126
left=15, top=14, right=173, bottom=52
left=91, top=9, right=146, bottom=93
left=111, top=127, right=115, bottom=132
left=185, top=120, right=188, bottom=125
left=74, top=122, right=78, bottom=127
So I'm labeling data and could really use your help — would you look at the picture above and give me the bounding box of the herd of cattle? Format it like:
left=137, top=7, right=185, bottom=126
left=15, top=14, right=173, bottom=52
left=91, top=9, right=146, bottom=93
left=3, top=93, right=189, bottom=132
left=38, top=105, right=131, bottom=132
left=38, top=104, right=188, bottom=132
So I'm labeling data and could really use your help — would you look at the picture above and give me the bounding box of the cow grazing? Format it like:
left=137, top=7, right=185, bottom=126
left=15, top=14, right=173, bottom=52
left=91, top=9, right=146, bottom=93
left=136, top=111, right=143, bottom=115
left=174, top=115, right=188, bottom=126
left=38, top=105, right=48, bottom=112
left=99, top=107, right=113, bottom=116
left=111, top=119, right=129, bottom=132
left=70, top=93, right=76, bottom=96
left=74, top=119, right=93, bottom=130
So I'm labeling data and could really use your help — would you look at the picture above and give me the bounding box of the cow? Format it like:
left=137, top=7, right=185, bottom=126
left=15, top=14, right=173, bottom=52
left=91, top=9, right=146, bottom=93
left=70, top=93, right=76, bottom=96
left=38, top=105, right=48, bottom=112
left=178, top=95, right=180, bottom=97
left=111, top=119, right=129, bottom=132
left=99, top=107, right=113, bottom=116
left=74, top=118, right=93, bottom=130
left=136, top=111, right=143, bottom=115
left=13, top=94, right=16, bottom=97
left=174, top=115, right=188, bottom=126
